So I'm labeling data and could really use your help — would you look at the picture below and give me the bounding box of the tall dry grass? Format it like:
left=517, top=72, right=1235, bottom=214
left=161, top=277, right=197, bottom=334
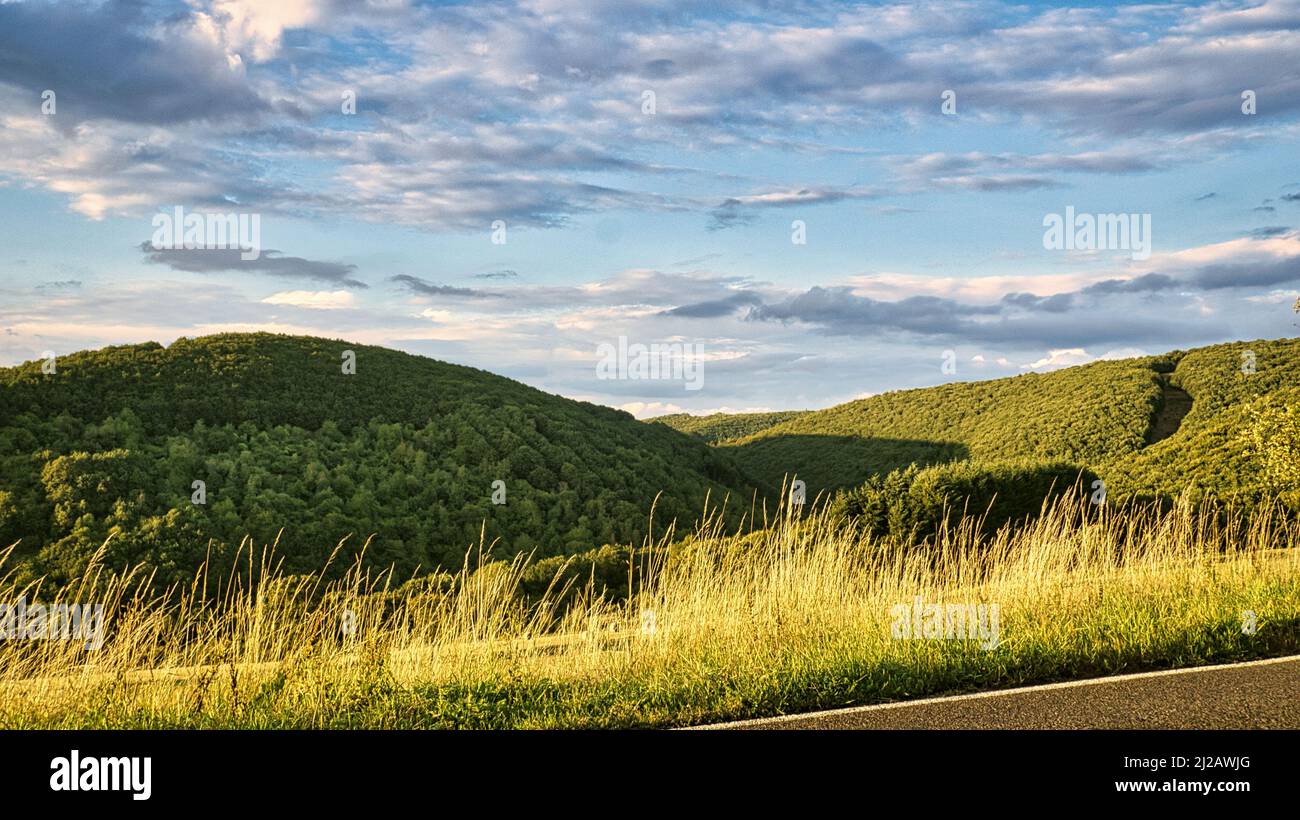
left=0, top=493, right=1296, bottom=728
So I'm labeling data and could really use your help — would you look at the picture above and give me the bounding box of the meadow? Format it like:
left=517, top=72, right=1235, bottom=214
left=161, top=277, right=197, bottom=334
left=2, top=492, right=1295, bottom=729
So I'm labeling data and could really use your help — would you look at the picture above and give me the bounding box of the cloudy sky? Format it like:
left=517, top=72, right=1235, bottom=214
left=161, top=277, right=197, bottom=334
left=1, top=0, right=1298, bottom=416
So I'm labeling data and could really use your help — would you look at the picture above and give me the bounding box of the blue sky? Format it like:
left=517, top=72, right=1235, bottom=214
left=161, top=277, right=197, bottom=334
left=1, top=0, right=1299, bottom=415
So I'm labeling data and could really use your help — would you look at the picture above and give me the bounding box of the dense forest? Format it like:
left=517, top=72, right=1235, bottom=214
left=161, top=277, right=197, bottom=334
left=1104, top=339, right=1300, bottom=506
left=651, top=411, right=805, bottom=443
left=828, top=459, right=1101, bottom=544
left=702, top=355, right=1168, bottom=492
left=0, top=334, right=760, bottom=588
left=691, top=338, right=1300, bottom=507
left=2, top=333, right=1296, bottom=592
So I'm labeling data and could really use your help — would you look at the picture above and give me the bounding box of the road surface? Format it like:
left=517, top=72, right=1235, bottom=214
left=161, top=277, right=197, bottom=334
left=695, top=655, right=1300, bottom=729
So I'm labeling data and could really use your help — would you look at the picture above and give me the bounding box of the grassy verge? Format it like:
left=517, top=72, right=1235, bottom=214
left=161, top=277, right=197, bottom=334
left=1, top=497, right=1297, bottom=728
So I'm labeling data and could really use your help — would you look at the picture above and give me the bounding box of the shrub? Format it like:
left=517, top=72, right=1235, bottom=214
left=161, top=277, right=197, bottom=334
left=518, top=544, right=636, bottom=605
left=1247, top=403, right=1300, bottom=506
left=831, top=459, right=1098, bottom=544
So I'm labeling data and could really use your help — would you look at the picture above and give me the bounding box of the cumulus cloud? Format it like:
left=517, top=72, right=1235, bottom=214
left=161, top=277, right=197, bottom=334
left=4, top=1, right=1300, bottom=413
left=4, top=0, right=1299, bottom=228
left=200, top=0, right=324, bottom=63
left=1020, top=348, right=1093, bottom=370
left=0, top=0, right=274, bottom=126
left=4, top=242, right=1295, bottom=412
left=719, top=233, right=1300, bottom=346
left=140, top=242, right=367, bottom=288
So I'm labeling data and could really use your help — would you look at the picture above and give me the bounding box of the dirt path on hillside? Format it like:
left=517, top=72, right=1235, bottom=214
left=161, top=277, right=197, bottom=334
left=1147, top=379, right=1192, bottom=445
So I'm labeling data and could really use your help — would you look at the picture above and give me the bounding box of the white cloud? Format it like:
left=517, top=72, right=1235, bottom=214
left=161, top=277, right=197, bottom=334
left=847, top=271, right=1102, bottom=303
left=261, top=290, right=357, bottom=310
left=1098, top=347, right=1148, bottom=361
left=200, top=0, right=323, bottom=62
left=6, top=0, right=1300, bottom=231
left=619, top=401, right=687, bottom=419
left=1245, top=290, right=1300, bottom=304
left=1136, top=231, right=1300, bottom=272
left=1020, top=348, right=1092, bottom=370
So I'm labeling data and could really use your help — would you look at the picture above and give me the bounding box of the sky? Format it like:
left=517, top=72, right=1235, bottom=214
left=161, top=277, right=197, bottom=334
left=1, top=0, right=1298, bottom=417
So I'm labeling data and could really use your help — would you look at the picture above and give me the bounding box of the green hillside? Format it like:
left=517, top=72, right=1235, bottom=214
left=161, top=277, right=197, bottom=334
left=3, top=334, right=1295, bottom=593
left=652, top=410, right=805, bottom=443
left=686, top=338, right=1299, bottom=505
left=1106, top=339, right=1300, bottom=504
left=717, top=355, right=1168, bottom=494
left=0, top=333, right=758, bottom=587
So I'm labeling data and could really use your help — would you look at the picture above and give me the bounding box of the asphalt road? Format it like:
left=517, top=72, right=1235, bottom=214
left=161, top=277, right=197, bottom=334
left=696, top=655, right=1300, bottom=729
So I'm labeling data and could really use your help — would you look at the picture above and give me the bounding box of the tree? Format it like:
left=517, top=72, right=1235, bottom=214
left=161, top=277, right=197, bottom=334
left=0, top=490, right=17, bottom=543
left=1248, top=404, right=1300, bottom=496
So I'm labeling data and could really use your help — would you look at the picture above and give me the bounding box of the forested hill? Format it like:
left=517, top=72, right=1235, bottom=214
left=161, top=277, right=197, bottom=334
left=672, top=337, right=1300, bottom=506
left=714, top=355, right=1167, bottom=492
left=652, top=410, right=806, bottom=443
left=0, top=334, right=759, bottom=587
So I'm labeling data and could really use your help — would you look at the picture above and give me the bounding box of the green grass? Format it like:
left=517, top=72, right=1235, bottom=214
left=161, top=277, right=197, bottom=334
left=3, top=496, right=1296, bottom=729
